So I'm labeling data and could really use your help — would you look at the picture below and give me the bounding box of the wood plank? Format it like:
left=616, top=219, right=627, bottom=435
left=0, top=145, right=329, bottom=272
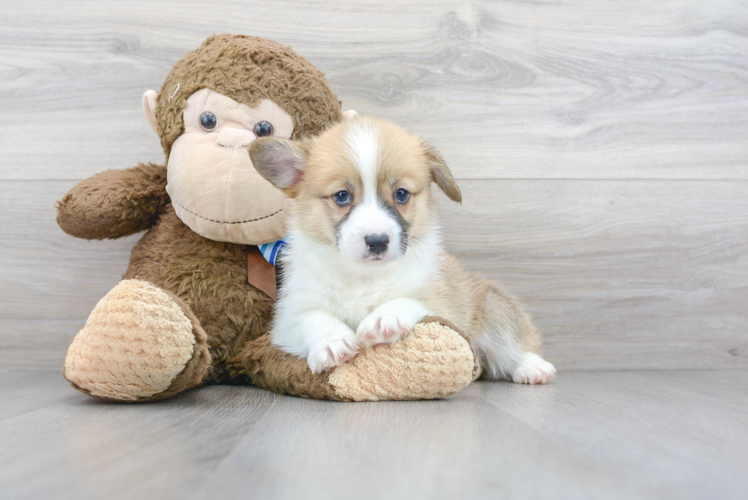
left=0, top=181, right=140, bottom=321
left=0, top=381, right=281, bottom=500
left=0, top=180, right=138, bottom=370
left=1, top=371, right=745, bottom=499
left=1, top=0, right=747, bottom=180
left=1, top=319, right=91, bottom=373
left=1, top=179, right=746, bottom=371
left=0, top=370, right=78, bottom=421
left=199, top=372, right=748, bottom=500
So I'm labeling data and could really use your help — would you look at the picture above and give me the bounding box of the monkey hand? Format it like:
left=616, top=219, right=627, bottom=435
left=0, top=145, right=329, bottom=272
left=57, top=163, right=170, bottom=240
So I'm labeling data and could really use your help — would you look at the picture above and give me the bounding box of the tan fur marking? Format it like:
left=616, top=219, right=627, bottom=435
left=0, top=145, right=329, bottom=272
left=374, top=121, right=434, bottom=235
left=289, top=122, right=366, bottom=244
left=424, top=147, right=462, bottom=203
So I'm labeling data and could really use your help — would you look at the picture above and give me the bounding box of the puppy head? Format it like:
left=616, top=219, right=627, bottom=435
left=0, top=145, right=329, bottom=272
left=249, top=117, right=461, bottom=264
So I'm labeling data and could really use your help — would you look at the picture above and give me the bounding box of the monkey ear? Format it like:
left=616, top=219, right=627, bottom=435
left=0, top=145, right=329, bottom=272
left=424, top=145, right=462, bottom=203
left=342, top=109, right=359, bottom=122
left=142, top=90, right=159, bottom=134
left=249, top=138, right=310, bottom=197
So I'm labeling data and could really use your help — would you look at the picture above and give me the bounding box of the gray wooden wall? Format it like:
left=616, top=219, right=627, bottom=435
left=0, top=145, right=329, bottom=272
left=1, top=0, right=746, bottom=372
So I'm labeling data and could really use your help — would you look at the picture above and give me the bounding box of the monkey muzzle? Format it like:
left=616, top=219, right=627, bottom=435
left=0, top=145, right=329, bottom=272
left=216, top=128, right=255, bottom=149
left=165, top=128, right=289, bottom=245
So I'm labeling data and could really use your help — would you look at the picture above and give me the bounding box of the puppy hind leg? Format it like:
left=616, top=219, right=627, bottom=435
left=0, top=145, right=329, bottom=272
left=471, top=285, right=556, bottom=385
left=511, top=352, right=556, bottom=385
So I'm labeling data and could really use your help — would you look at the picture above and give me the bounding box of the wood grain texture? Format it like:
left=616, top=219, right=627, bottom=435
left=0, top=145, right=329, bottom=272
left=0, top=0, right=747, bottom=372
left=0, top=370, right=746, bottom=499
left=440, top=180, right=748, bottom=370
left=0, top=182, right=138, bottom=322
left=1, top=180, right=745, bottom=371
left=1, top=0, right=747, bottom=180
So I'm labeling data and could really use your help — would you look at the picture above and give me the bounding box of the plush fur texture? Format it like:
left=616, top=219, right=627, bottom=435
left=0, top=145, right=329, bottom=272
left=56, top=163, right=169, bottom=240
left=57, top=35, right=477, bottom=402
left=156, top=35, right=342, bottom=156
left=121, top=206, right=274, bottom=382
left=328, top=318, right=477, bottom=401
left=63, top=279, right=210, bottom=401
left=228, top=317, right=476, bottom=401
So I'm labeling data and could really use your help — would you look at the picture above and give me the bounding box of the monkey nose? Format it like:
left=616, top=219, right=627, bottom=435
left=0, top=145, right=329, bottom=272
left=217, top=128, right=255, bottom=148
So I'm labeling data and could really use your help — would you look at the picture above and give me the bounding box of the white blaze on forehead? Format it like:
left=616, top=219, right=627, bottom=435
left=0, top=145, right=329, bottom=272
left=345, top=123, right=379, bottom=203
left=337, top=122, right=404, bottom=262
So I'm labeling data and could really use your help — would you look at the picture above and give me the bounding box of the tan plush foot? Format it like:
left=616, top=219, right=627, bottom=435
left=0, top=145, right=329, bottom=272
left=229, top=317, right=477, bottom=402
left=64, top=279, right=210, bottom=401
left=328, top=318, right=477, bottom=401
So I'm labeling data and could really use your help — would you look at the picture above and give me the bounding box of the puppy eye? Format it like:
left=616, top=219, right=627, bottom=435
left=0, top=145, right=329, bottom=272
left=200, top=111, right=217, bottom=131
left=253, top=121, right=274, bottom=137
left=395, top=188, right=410, bottom=204
left=333, top=190, right=351, bottom=206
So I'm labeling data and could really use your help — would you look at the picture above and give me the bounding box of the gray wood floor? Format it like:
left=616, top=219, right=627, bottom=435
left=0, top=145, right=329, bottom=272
left=0, top=370, right=746, bottom=500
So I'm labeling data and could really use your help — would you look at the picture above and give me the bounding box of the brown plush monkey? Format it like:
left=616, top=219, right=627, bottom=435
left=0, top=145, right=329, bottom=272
left=57, top=35, right=477, bottom=402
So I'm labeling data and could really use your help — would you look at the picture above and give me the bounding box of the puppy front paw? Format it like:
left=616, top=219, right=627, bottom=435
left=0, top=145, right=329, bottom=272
left=356, top=313, right=411, bottom=347
left=307, top=336, right=360, bottom=374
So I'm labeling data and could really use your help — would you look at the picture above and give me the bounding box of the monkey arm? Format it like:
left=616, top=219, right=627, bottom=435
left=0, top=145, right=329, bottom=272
left=56, top=163, right=169, bottom=240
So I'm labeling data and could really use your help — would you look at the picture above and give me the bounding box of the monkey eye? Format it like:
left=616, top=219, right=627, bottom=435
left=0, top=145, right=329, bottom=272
left=200, top=111, right=217, bottom=131
left=253, top=121, right=274, bottom=137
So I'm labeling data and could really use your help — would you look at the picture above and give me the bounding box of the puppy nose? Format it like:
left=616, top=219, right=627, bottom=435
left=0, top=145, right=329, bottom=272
left=217, top=128, right=255, bottom=148
left=364, top=233, right=389, bottom=255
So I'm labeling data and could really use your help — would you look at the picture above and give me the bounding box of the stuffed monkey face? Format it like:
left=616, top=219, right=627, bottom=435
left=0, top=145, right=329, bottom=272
left=144, top=88, right=293, bottom=244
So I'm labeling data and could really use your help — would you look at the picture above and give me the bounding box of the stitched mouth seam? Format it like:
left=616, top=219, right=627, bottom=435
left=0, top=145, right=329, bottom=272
left=173, top=200, right=283, bottom=225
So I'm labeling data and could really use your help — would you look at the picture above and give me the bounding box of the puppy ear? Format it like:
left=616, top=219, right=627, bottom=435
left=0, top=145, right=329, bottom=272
left=249, top=138, right=309, bottom=197
left=424, top=145, right=462, bottom=203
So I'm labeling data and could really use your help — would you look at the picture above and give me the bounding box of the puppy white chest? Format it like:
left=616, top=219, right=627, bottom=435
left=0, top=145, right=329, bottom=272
left=289, top=256, right=430, bottom=333
left=294, top=254, right=433, bottom=329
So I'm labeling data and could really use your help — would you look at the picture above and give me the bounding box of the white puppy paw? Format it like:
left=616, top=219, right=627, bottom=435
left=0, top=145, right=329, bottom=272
left=512, top=352, right=556, bottom=385
left=307, top=335, right=360, bottom=374
left=356, top=313, right=410, bottom=347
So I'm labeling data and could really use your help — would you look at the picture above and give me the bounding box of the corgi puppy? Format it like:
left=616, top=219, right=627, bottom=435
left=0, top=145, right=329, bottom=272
left=249, top=117, right=556, bottom=384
